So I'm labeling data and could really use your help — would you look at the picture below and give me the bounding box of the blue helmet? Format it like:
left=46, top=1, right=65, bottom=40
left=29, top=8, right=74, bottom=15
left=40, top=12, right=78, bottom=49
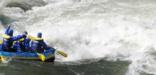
left=37, top=32, right=42, bottom=38
left=8, top=29, right=13, bottom=36
left=24, top=31, right=28, bottom=35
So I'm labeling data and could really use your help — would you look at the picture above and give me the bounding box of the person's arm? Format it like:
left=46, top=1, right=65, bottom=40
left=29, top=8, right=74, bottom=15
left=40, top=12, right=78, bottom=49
left=5, top=25, right=11, bottom=34
left=12, top=34, right=25, bottom=41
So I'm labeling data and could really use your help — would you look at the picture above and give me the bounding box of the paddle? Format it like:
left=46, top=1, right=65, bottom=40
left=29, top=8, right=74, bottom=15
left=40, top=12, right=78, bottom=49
left=0, top=33, right=10, bottom=39
left=27, top=35, right=43, bottom=41
left=37, top=53, right=46, bottom=62
left=36, top=50, right=68, bottom=62
left=0, top=56, right=6, bottom=62
left=0, top=40, right=2, bottom=44
left=56, top=50, right=68, bottom=57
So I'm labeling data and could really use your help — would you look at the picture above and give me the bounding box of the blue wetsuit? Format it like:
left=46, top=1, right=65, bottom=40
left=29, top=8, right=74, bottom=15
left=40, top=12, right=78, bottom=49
left=20, top=37, right=31, bottom=51
left=31, top=40, right=48, bottom=53
left=2, top=35, right=24, bottom=52
left=31, top=33, right=48, bottom=53
left=2, top=26, right=25, bottom=52
left=19, top=31, right=31, bottom=52
left=13, top=41, right=21, bottom=52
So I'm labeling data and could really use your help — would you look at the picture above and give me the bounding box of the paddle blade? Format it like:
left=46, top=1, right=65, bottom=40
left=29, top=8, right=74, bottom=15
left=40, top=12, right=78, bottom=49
left=0, top=40, right=2, bottom=44
left=28, top=35, right=43, bottom=41
left=0, top=56, right=11, bottom=63
left=57, top=50, right=68, bottom=57
left=0, top=56, right=6, bottom=62
left=0, top=33, right=10, bottom=39
left=37, top=53, right=46, bottom=62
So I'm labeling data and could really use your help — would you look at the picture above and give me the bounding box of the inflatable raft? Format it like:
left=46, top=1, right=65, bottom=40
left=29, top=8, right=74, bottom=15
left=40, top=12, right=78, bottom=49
left=0, top=44, right=56, bottom=62
left=0, top=33, right=67, bottom=62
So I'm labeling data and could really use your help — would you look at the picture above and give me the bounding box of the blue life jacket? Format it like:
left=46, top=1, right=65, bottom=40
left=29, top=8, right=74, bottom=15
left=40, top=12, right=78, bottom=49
left=31, top=40, right=48, bottom=53
left=2, top=35, right=24, bottom=51
left=20, top=38, right=31, bottom=51
left=13, top=41, right=21, bottom=52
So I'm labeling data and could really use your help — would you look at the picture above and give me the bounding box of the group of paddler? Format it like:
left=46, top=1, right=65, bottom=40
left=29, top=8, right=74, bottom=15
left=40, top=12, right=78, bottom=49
left=0, top=26, right=67, bottom=62
left=0, top=26, right=49, bottom=53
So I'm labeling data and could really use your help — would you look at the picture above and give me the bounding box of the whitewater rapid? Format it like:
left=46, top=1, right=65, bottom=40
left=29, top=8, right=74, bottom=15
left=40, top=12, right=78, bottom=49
left=1, top=0, right=156, bottom=75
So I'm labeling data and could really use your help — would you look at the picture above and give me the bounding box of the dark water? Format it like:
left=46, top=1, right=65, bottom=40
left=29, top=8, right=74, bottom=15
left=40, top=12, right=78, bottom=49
left=0, top=15, right=14, bottom=26
left=6, top=0, right=46, bottom=11
left=0, top=59, right=130, bottom=75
